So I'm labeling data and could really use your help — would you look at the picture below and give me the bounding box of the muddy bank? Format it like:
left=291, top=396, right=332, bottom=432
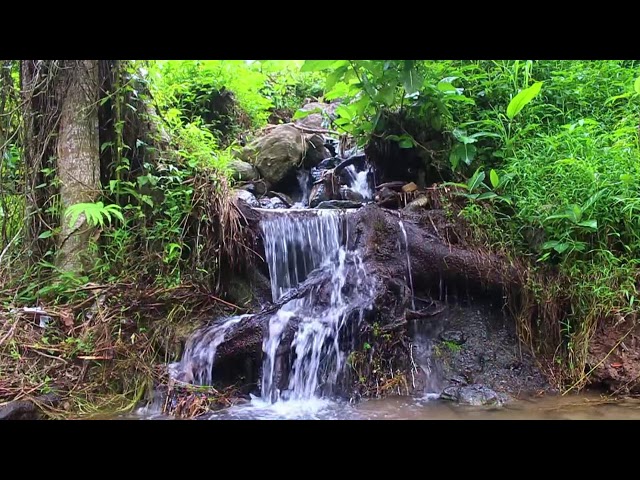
left=587, top=318, right=640, bottom=395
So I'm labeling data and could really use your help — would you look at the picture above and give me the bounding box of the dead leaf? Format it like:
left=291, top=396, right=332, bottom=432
left=402, top=182, right=417, bottom=193
left=59, top=310, right=74, bottom=329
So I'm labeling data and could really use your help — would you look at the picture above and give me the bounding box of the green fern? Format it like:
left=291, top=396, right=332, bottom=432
left=65, top=202, right=124, bottom=229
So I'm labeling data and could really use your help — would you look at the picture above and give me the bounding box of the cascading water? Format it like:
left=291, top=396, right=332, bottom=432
left=171, top=315, right=248, bottom=385
left=259, top=210, right=373, bottom=403
left=260, top=210, right=344, bottom=303
left=398, top=220, right=415, bottom=310
left=345, top=163, right=374, bottom=201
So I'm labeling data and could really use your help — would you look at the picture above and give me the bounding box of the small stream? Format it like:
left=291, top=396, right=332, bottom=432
left=160, top=149, right=640, bottom=421
left=117, top=394, right=640, bottom=420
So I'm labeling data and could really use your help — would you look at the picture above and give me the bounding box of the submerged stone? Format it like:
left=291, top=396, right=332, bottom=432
left=316, top=200, right=363, bottom=209
left=440, top=384, right=507, bottom=406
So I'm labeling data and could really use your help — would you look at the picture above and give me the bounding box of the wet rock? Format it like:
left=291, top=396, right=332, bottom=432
left=440, top=330, right=466, bottom=345
left=440, top=384, right=507, bottom=406
left=229, top=159, right=260, bottom=182
left=319, top=156, right=342, bottom=169
left=294, top=101, right=339, bottom=130
left=458, top=385, right=508, bottom=406
left=239, top=180, right=268, bottom=196
left=241, top=125, right=304, bottom=186
left=316, top=200, right=363, bottom=209
left=449, top=375, right=468, bottom=386
left=303, top=134, right=331, bottom=168
left=376, top=181, right=406, bottom=192
left=233, top=189, right=260, bottom=208
left=0, top=393, right=60, bottom=420
left=404, top=195, right=430, bottom=212
left=258, top=197, right=287, bottom=209
left=375, top=186, right=399, bottom=208
left=340, top=186, right=364, bottom=202
left=324, top=137, right=339, bottom=157
left=440, top=386, right=460, bottom=402
left=267, top=191, right=293, bottom=208
left=309, top=169, right=342, bottom=208
left=309, top=183, right=329, bottom=208
left=270, top=197, right=288, bottom=209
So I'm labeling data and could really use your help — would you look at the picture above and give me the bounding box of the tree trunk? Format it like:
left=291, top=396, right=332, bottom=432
left=56, top=60, right=100, bottom=272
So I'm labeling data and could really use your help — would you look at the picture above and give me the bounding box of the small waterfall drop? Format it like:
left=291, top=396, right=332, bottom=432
left=173, top=156, right=380, bottom=414
left=398, top=220, right=415, bottom=310
left=260, top=210, right=344, bottom=302
left=344, top=163, right=374, bottom=201
left=173, top=315, right=248, bottom=386
left=259, top=209, right=374, bottom=403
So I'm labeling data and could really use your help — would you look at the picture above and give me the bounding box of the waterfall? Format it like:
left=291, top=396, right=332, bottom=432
left=259, top=209, right=374, bottom=403
left=398, top=220, right=415, bottom=310
left=344, top=163, right=374, bottom=201
left=173, top=315, right=248, bottom=386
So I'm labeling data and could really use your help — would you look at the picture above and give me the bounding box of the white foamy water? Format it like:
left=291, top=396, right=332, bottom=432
left=398, top=220, right=415, bottom=310
left=259, top=209, right=374, bottom=404
left=345, top=163, right=373, bottom=201
left=174, top=315, right=248, bottom=386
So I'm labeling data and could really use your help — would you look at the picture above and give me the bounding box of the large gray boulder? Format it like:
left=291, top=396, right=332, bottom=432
left=239, top=125, right=329, bottom=187
left=239, top=125, right=302, bottom=186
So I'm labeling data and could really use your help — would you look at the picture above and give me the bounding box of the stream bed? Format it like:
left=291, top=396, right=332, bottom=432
left=116, top=393, right=640, bottom=420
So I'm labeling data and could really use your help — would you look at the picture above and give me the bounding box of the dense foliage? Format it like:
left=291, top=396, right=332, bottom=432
left=300, top=59, right=640, bottom=382
left=1, top=59, right=640, bottom=413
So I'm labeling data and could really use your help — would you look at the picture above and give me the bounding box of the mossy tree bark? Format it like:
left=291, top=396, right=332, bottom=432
left=55, top=60, right=100, bottom=272
left=22, top=60, right=101, bottom=273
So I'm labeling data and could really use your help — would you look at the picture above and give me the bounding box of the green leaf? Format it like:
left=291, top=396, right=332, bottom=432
left=376, top=84, right=397, bottom=106
left=577, top=219, right=597, bottom=230
left=467, top=169, right=486, bottom=192
left=635, top=76, right=640, bottom=95
left=437, top=82, right=457, bottom=93
left=506, top=81, right=543, bottom=119
left=399, top=138, right=414, bottom=149
left=400, top=67, right=423, bottom=96
left=620, top=173, right=634, bottom=184
left=300, top=60, right=339, bottom=72
left=292, top=107, right=321, bottom=120
left=452, top=128, right=477, bottom=145
left=449, top=149, right=460, bottom=170
left=325, top=65, right=349, bottom=90
left=475, top=191, right=498, bottom=201
left=461, top=144, right=476, bottom=165
left=38, top=230, right=53, bottom=239
left=100, top=142, right=113, bottom=153
left=542, top=241, right=570, bottom=254
left=569, top=204, right=582, bottom=223
left=490, top=169, right=500, bottom=188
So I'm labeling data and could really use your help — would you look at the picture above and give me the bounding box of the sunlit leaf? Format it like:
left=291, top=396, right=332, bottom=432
left=507, top=81, right=543, bottom=119
left=490, top=169, right=500, bottom=188
left=577, top=219, right=597, bottom=230
left=300, top=60, right=340, bottom=72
